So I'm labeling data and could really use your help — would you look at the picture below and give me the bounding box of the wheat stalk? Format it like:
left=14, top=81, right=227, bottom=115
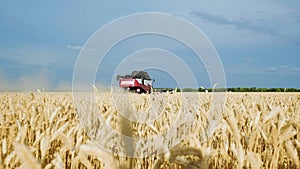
left=284, top=140, right=299, bottom=168
left=40, top=135, right=50, bottom=159
left=80, top=141, right=117, bottom=169
left=14, top=142, right=41, bottom=169
left=0, top=92, right=299, bottom=168
left=2, top=137, right=7, bottom=155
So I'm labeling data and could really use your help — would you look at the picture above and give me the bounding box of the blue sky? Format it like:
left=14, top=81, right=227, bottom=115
left=0, top=0, right=300, bottom=90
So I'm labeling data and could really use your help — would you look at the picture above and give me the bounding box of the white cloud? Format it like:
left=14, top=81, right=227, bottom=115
left=278, top=66, right=299, bottom=72
left=279, top=65, right=288, bottom=69
left=291, top=67, right=299, bottom=72
left=245, top=57, right=253, bottom=62
left=10, top=50, right=24, bottom=56
left=66, top=45, right=83, bottom=50
left=266, top=67, right=277, bottom=72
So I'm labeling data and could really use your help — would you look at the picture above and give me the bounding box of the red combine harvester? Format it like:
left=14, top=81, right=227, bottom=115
left=117, top=70, right=154, bottom=93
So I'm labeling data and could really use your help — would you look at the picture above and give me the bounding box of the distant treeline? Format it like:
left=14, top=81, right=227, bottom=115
left=154, top=87, right=300, bottom=92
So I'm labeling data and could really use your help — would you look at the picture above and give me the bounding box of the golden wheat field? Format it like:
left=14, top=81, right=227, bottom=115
left=0, top=92, right=299, bottom=169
